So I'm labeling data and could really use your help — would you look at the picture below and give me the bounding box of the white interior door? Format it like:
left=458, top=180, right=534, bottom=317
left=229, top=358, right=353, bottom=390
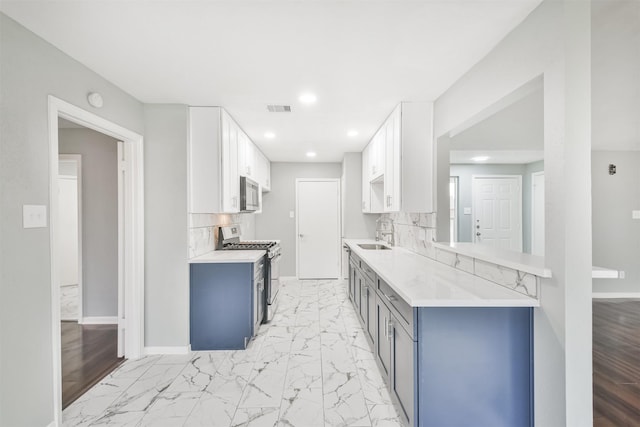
left=472, top=176, right=522, bottom=251
left=531, top=171, right=545, bottom=256
left=296, top=179, right=341, bottom=279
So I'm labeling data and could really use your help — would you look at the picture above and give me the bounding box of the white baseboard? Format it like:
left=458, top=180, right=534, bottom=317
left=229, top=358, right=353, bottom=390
left=144, top=346, right=190, bottom=355
left=45, top=420, right=56, bottom=427
left=592, top=292, right=640, bottom=299
left=79, top=316, right=118, bottom=325
left=280, top=276, right=297, bottom=282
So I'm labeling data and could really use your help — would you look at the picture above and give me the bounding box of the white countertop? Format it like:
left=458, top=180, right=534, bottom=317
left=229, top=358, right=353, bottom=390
left=345, top=239, right=539, bottom=308
left=189, top=250, right=265, bottom=264
left=432, top=242, right=553, bottom=278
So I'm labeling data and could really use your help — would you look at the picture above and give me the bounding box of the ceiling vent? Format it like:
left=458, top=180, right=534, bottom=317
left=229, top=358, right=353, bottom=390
left=267, top=105, right=292, bottom=113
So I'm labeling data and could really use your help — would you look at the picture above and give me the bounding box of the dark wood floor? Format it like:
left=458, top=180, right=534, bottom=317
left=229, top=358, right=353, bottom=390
left=61, top=321, right=124, bottom=409
left=593, top=299, right=640, bottom=426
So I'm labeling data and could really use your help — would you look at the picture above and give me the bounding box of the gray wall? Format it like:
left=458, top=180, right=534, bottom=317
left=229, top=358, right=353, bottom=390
left=0, top=13, right=144, bottom=427
left=450, top=161, right=544, bottom=253
left=255, top=162, right=342, bottom=276
left=341, top=153, right=377, bottom=239
left=143, top=105, right=190, bottom=347
left=59, top=128, right=119, bottom=317
left=592, top=151, right=640, bottom=294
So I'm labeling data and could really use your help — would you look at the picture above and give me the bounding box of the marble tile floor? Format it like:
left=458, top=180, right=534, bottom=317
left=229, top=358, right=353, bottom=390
left=63, top=278, right=403, bottom=427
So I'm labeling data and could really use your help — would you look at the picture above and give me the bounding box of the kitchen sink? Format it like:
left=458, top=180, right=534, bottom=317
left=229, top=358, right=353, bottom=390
left=357, top=243, right=391, bottom=250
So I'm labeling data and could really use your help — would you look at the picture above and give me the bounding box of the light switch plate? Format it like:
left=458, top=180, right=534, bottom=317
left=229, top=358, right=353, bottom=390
left=289, top=211, right=294, bottom=218
left=463, top=207, right=472, bottom=215
left=632, top=210, right=640, bottom=220
left=23, top=205, right=47, bottom=228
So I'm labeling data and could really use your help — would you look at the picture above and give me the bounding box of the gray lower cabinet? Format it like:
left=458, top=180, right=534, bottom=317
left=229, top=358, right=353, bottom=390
left=389, top=315, right=417, bottom=426
left=348, top=258, right=357, bottom=302
left=365, top=280, right=377, bottom=344
left=375, top=295, right=392, bottom=381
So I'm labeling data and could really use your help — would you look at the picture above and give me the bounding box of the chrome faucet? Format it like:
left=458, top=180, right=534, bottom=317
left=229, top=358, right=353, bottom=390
left=375, top=216, right=395, bottom=246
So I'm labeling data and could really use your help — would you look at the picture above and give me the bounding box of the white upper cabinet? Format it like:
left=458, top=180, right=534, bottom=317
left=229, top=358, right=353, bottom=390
left=189, top=106, right=240, bottom=213
left=189, top=107, right=272, bottom=213
left=368, top=129, right=385, bottom=181
left=255, top=149, right=271, bottom=192
left=361, top=102, right=434, bottom=213
left=362, top=143, right=372, bottom=213
left=384, top=106, right=401, bottom=212
left=238, top=131, right=256, bottom=178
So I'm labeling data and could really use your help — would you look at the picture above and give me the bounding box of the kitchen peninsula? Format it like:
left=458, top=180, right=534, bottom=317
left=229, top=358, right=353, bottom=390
left=344, top=239, right=538, bottom=427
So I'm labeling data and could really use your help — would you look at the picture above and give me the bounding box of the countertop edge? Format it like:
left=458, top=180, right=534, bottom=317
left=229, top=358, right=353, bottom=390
left=189, top=250, right=266, bottom=264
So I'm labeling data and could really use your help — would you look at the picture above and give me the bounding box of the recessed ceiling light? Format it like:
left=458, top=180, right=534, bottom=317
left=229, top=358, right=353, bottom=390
left=471, top=156, right=490, bottom=162
left=264, top=132, right=275, bottom=139
left=306, top=151, right=317, bottom=158
left=299, top=93, right=317, bottom=104
left=347, top=130, right=359, bottom=137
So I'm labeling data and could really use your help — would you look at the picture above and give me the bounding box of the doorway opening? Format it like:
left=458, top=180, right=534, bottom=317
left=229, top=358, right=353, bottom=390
left=57, top=120, right=125, bottom=409
left=49, top=96, right=144, bottom=424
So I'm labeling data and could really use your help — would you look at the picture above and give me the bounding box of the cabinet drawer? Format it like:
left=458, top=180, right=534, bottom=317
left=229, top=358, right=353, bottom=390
left=377, top=278, right=415, bottom=339
left=360, top=260, right=376, bottom=283
left=351, top=253, right=363, bottom=269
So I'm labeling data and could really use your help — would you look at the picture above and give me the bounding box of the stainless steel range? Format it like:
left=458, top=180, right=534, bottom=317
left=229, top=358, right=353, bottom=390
left=218, top=226, right=281, bottom=323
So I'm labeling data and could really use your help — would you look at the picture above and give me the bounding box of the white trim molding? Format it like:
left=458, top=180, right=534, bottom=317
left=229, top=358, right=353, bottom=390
left=145, top=346, right=191, bottom=355
left=48, top=95, right=145, bottom=427
left=592, top=292, right=640, bottom=299
left=79, top=316, right=118, bottom=325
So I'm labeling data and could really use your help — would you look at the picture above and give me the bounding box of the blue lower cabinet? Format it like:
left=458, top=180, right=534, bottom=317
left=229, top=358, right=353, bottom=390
left=350, top=253, right=534, bottom=427
left=417, top=307, right=533, bottom=427
left=190, top=262, right=253, bottom=350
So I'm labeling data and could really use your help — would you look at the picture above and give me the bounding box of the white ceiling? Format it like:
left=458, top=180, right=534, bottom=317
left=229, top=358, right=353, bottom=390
left=0, top=0, right=543, bottom=162
left=450, top=86, right=544, bottom=164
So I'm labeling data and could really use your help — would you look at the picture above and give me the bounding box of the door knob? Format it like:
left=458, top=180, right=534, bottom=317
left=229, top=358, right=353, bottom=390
left=299, top=234, right=304, bottom=238
left=476, top=232, right=481, bottom=237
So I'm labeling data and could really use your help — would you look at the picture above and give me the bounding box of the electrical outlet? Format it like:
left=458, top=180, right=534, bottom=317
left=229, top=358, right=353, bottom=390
left=23, top=205, right=47, bottom=228
left=619, top=271, right=625, bottom=279
left=632, top=210, right=640, bottom=220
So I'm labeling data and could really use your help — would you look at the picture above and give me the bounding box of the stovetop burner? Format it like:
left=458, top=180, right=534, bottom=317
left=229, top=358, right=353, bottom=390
left=222, top=242, right=276, bottom=250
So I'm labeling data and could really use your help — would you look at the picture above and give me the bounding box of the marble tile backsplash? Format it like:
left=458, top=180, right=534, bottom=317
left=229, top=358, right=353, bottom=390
left=379, top=211, right=539, bottom=299
left=380, top=212, right=437, bottom=259
left=474, top=259, right=539, bottom=298
left=188, top=213, right=254, bottom=258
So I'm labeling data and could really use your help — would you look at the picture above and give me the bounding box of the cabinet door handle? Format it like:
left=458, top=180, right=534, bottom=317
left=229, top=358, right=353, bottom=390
left=387, top=320, right=394, bottom=340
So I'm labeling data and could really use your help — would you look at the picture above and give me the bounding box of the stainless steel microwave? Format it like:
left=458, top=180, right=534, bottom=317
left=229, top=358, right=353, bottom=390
left=240, top=176, right=260, bottom=212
